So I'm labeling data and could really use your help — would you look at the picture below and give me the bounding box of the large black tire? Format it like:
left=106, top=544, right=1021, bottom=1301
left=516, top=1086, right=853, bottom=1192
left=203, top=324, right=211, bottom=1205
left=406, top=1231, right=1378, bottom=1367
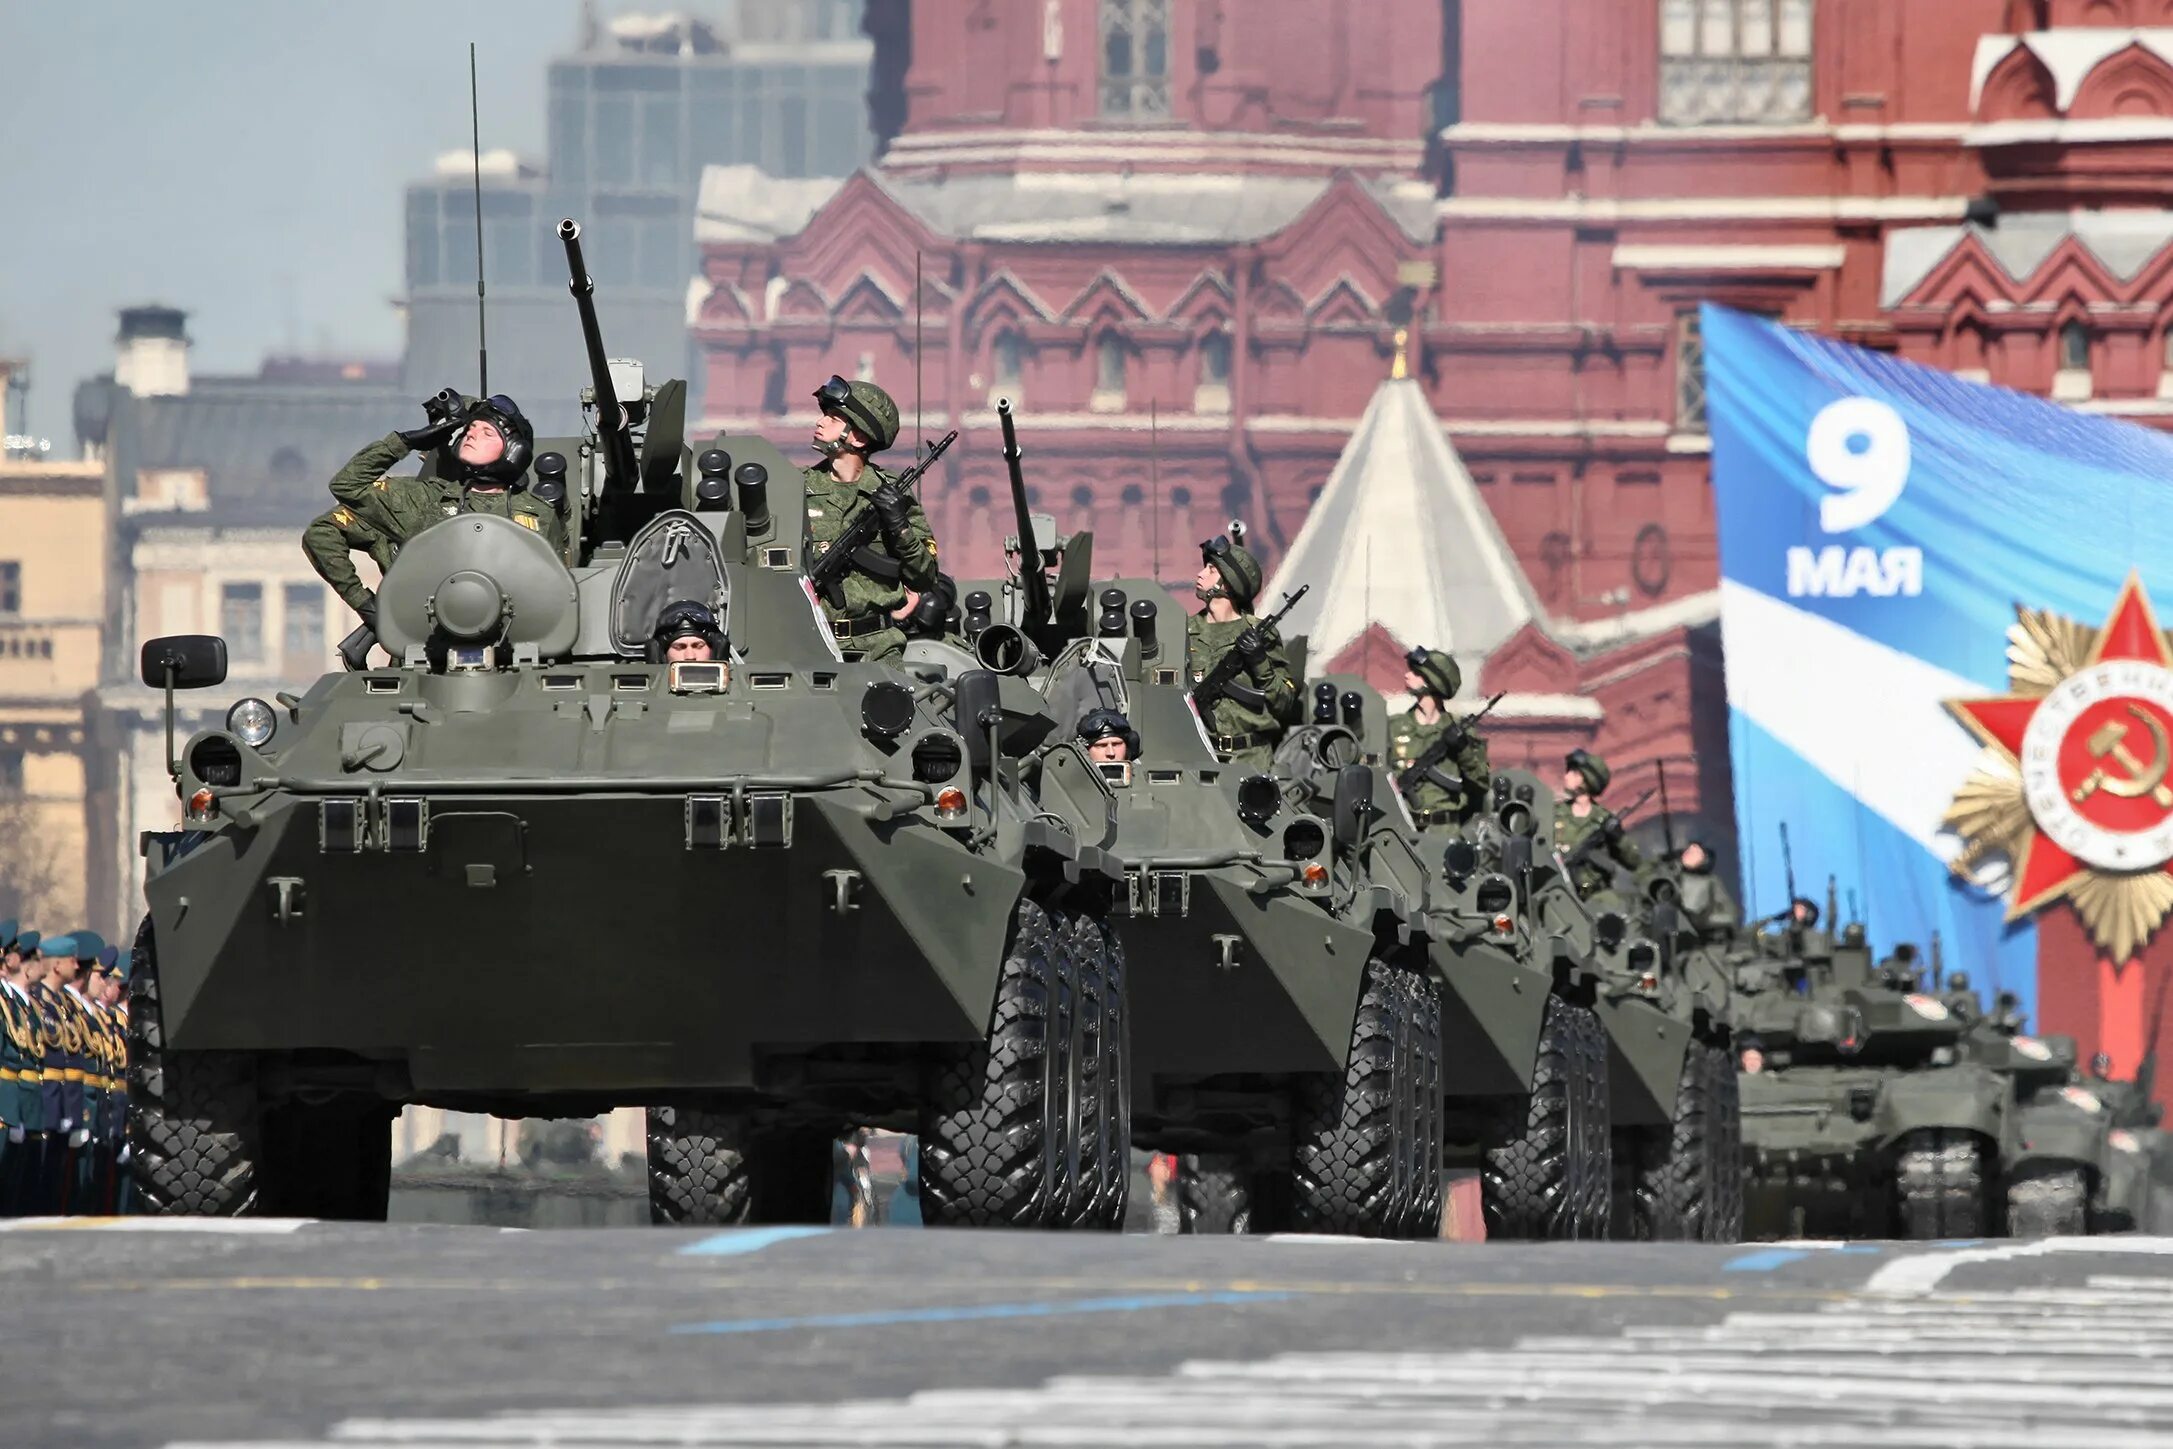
left=128, top=920, right=265, bottom=1217
left=2006, top=1163, right=2088, bottom=1238
left=1290, top=958, right=1440, bottom=1238
left=1704, top=1044, right=1744, bottom=1243
left=1621, top=1045, right=1715, bottom=1241
left=257, top=1099, right=393, bottom=1221
left=1177, top=1154, right=1256, bottom=1234
left=646, top=1109, right=835, bottom=1226
left=920, top=899, right=1078, bottom=1228
left=1060, top=913, right=1130, bottom=1231
left=1483, top=995, right=1608, bottom=1240
left=1568, top=1001, right=1613, bottom=1240
left=1893, top=1129, right=1989, bottom=1239
left=1402, top=970, right=1445, bottom=1238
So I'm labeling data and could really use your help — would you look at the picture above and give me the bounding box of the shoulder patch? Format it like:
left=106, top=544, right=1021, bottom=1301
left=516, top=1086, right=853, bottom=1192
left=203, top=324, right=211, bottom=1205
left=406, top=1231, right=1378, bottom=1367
left=514, top=513, right=541, bottom=531
left=927, top=541, right=938, bottom=557
left=373, top=478, right=389, bottom=491
left=332, top=506, right=354, bottom=527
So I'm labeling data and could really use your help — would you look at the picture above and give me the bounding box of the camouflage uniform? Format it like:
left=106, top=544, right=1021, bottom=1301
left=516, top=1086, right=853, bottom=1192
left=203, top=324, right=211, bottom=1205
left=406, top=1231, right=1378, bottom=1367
left=300, top=498, right=400, bottom=617
left=326, top=433, right=566, bottom=556
left=1675, top=866, right=1742, bottom=943
left=1185, top=613, right=1301, bottom=770
left=1554, top=752, right=1642, bottom=901
left=804, top=461, right=938, bottom=663
left=1388, top=648, right=1489, bottom=827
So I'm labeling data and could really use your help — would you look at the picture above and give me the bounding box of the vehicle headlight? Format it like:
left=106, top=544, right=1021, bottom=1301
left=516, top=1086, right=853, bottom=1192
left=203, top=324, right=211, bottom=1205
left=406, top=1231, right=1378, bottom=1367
left=2111, top=1129, right=2143, bottom=1153
left=1903, top=993, right=1950, bottom=1022
left=2013, top=1036, right=2054, bottom=1062
left=2058, top=1085, right=2104, bottom=1115
left=226, top=697, right=277, bottom=748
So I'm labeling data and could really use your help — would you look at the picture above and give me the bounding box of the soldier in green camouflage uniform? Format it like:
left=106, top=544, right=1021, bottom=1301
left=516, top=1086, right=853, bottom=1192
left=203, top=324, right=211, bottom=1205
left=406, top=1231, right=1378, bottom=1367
left=1553, top=748, right=1642, bottom=901
left=1184, top=535, right=1301, bottom=770
left=1388, top=646, right=1491, bottom=828
left=304, top=394, right=565, bottom=634
left=1669, top=839, right=1741, bottom=944
left=801, top=376, right=938, bottom=663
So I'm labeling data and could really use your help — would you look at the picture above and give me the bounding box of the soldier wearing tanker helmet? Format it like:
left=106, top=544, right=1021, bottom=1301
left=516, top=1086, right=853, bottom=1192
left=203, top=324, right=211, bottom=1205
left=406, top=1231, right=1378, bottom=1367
left=1554, top=748, right=1643, bottom=900
left=648, top=601, right=729, bottom=666
left=1186, top=532, right=1301, bottom=769
left=305, top=391, right=565, bottom=637
left=1389, top=646, right=1491, bottom=827
left=802, top=376, right=939, bottom=663
left=1077, top=708, right=1142, bottom=765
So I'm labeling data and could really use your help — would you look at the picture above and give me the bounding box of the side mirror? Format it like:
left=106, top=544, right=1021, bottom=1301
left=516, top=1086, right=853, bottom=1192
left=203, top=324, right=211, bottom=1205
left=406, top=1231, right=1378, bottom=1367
left=1330, top=763, right=1373, bottom=851
left=952, top=669, right=1001, bottom=773
left=140, top=635, right=228, bottom=690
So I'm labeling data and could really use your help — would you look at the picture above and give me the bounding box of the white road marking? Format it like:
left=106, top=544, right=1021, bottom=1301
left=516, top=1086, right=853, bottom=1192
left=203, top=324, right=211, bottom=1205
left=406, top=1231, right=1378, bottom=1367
left=0, top=1216, right=313, bottom=1234
left=160, top=1265, right=2173, bottom=1448
left=1865, top=1235, right=2173, bottom=1296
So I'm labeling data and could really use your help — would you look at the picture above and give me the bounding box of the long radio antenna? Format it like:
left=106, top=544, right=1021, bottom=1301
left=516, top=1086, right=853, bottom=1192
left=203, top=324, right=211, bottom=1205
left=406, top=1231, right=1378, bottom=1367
left=470, top=42, right=489, bottom=398
left=914, top=247, right=924, bottom=456
left=1150, top=400, right=1161, bottom=583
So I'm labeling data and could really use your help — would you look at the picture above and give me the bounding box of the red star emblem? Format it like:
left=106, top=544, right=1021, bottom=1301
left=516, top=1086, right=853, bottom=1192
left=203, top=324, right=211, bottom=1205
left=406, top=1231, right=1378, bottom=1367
left=1947, top=573, right=2173, bottom=918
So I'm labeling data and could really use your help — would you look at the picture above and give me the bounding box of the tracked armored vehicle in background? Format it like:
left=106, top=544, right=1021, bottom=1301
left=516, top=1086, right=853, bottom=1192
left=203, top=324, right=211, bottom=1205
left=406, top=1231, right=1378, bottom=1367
left=128, top=222, right=1129, bottom=1230
left=958, top=406, right=1443, bottom=1239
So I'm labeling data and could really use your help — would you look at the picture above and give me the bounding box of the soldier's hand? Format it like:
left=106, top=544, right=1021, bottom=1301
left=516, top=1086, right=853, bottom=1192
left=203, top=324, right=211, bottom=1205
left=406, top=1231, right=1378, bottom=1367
left=397, top=414, right=462, bottom=452
left=357, top=592, right=380, bottom=633
left=1234, top=627, right=1270, bottom=668
left=869, top=481, right=913, bottom=538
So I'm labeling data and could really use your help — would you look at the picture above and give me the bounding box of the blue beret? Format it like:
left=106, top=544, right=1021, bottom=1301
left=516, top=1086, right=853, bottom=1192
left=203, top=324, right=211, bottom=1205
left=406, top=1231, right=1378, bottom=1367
left=40, top=934, right=75, bottom=960
left=68, top=931, right=106, bottom=962
left=97, top=945, right=119, bottom=972
left=0, top=918, right=16, bottom=951
left=17, top=929, right=41, bottom=954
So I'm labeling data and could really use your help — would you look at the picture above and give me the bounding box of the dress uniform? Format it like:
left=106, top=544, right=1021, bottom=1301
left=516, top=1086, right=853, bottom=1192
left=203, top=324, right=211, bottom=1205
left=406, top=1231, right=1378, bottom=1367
left=1184, top=536, right=1301, bottom=770
left=103, top=944, right=132, bottom=1215
left=1553, top=750, right=1643, bottom=902
left=61, top=933, right=110, bottom=1212
left=24, top=933, right=74, bottom=1213
left=0, top=918, right=28, bottom=1214
left=801, top=377, right=938, bottom=663
left=1387, top=647, right=1491, bottom=829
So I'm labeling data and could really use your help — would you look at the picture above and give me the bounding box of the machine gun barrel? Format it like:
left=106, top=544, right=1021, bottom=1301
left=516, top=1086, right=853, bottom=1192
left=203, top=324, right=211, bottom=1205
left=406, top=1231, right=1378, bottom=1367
left=558, top=219, right=641, bottom=495
left=997, top=399, right=1052, bottom=630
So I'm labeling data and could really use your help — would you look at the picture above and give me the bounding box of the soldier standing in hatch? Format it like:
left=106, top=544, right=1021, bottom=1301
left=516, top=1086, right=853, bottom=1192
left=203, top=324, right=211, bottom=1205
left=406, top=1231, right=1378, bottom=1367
left=305, top=393, right=563, bottom=633
left=1554, top=749, right=1642, bottom=902
left=1671, top=839, right=1741, bottom=944
left=1388, top=647, right=1490, bottom=829
left=1186, top=535, right=1301, bottom=770
left=1077, top=708, right=1142, bottom=766
left=802, top=376, right=938, bottom=663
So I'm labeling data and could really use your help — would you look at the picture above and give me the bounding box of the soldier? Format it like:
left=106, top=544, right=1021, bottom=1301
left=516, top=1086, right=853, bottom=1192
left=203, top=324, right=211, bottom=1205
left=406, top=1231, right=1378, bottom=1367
left=802, top=376, right=937, bottom=663
left=1737, top=1032, right=1767, bottom=1075
left=57, top=933, right=109, bottom=1213
left=1077, top=708, right=1141, bottom=766
left=1672, top=839, right=1741, bottom=943
left=22, top=932, right=75, bottom=1213
left=895, top=573, right=962, bottom=645
left=647, top=601, right=729, bottom=665
left=0, top=928, right=46, bottom=1215
left=307, top=393, right=561, bottom=631
left=0, top=919, right=25, bottom=1214
left=1388, top=647, right=1490, bottom=828
left=1186, top=535, right=1301, bottom=769
left=1876, top=941, right=1923, bottom=991
left=99, top=945, right=132, bottom=1215
left=1554, top=749, right=1642, bottom=900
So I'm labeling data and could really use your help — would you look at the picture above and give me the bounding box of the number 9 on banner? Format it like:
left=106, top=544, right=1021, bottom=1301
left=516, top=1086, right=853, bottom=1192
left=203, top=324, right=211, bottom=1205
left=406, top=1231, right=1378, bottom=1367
left=1807, top=396, right=1910, bottom=534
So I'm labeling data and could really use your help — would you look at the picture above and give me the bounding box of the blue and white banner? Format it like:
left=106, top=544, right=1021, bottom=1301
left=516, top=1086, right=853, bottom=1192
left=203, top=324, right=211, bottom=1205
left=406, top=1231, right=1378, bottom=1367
left=1706, top=305, right=2173, bottom=1017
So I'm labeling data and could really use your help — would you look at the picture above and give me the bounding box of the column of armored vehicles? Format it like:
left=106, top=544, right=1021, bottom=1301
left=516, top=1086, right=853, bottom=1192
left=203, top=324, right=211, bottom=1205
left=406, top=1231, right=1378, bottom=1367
left=121, top=224, right=2162, bottom=1238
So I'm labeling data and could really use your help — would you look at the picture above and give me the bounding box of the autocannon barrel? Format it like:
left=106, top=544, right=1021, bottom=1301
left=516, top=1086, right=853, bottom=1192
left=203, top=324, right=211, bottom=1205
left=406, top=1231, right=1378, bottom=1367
left=558, top=218, right=641, bottom=495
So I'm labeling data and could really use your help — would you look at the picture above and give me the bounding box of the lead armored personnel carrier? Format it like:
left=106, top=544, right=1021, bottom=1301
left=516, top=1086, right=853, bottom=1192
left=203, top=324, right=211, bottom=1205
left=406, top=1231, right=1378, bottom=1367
left=128, top=222, right=1128, bottom=1229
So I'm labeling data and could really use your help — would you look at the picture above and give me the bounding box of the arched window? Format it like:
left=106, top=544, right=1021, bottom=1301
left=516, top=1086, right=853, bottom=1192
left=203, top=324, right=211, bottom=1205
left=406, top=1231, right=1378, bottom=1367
left=1092, top=333, right=1127, bottom=412
left=994, top=331, right=1024, bottom=388
left=2054, top=319, right=2093, bottom=402
left=2060, top=320, right=2090, bottom=370
left=1195, top=330, right=1232, bottom=412
left=1099, top=0, right=1170, bottom=118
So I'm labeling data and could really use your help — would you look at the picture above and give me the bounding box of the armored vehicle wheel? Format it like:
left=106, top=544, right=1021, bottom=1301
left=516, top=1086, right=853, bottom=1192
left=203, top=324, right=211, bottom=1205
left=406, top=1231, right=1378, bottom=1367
left=1289, top=958, right=1441, bottom=1238
left=1060, top=913, right=1131, bottom=1231
left=1704, top=1044, right=1745, bottom=1243
left=1402, top=970, right=1446, bottom=1238
left=1568, top=1001, right=1613, bottom=1240
left=920, top=899, right=1089, bottom=1229
left=1618, top=1041, right=1723, bottom=1241
left=1178, top=1154, right=1259, bottom=1234
left=2005, top=1164, right=2088, bottom=1238
left=1893, top=1129, right=1989, bottom=1240
left=645, top=1109, right=836, bottom=1226
left=127, top=922, right=264, bottom=1217
left=1482, top=995, right=1607, bottom=1240
left=257, top=1099, right=392, bottom=1221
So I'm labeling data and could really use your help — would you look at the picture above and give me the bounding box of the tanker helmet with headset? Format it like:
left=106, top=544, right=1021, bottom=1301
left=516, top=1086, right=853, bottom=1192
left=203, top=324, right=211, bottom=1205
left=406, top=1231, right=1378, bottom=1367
left=456, top=395, right=536, bottom=486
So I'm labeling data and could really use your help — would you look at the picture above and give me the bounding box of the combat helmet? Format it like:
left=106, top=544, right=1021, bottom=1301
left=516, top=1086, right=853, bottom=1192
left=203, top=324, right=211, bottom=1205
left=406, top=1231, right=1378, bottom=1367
left=1199, top=534, right=1263, bottom=609
left=1405, top=646, right=1461, bottom=701
left=1565, top=747, right=1610, bottom=797
left=813, top=375, right=900, bottom=453
left=458, top=394, right=536, bottom=485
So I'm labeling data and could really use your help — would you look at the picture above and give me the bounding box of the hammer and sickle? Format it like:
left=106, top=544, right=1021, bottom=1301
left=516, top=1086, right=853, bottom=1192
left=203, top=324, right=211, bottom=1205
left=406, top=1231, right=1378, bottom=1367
left=2071, top=704, right=2173, bottom=809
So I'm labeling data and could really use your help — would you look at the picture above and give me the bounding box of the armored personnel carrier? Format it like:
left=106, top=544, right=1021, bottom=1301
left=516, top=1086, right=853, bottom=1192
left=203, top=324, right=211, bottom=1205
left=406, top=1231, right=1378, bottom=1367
left=128, top=222, right=1128, bottom=1229
left=957, top=410, right=1443, bottom=1239
left=1950, top=987, right=2113, bottom=1238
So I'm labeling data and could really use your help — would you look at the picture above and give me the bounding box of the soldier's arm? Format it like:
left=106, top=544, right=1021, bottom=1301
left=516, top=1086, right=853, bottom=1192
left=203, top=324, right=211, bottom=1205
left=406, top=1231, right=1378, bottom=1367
left=328, top=432, right=416, bottom=508
left=1457, top=734, right=1492, bottom=799
left=1255, top=633, right=1303, bottom=726
left=301, top=506, right=381, bottom=614
left=889, top=492, right=939, bottom=592
left=1612, top=828, right=1645, bottom=875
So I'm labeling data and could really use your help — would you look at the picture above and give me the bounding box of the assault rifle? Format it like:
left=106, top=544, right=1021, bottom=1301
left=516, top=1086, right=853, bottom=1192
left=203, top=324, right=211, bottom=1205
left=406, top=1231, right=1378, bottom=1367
left=1190, top=584, right=1309, bottom=715
left=1395, top=690, right=1505, bottom=802
left=1558, top=784, right=1656, bottom=883
left=804, top=429, right=958, bottom=610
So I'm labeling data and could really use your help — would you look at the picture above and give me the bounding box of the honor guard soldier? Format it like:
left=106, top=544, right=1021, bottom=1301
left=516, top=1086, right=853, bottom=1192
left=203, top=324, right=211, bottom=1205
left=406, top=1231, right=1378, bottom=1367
left=1388, top=647, right=1491, bottom=828
left=100, top=944, right=132, bottom=1215
left=1554, top=749, right=1643, bottom=901
left=0, top=920, right=31, bottom=1214
left=23, top=932, right=77, bottom=1213
left=1186, top=535, right=1301, bottom=769
left=306, top=392, right=563, bottom=633
left=802, top=375, right=938, bottom=662
left=1, top=928, right=46, bottom=1214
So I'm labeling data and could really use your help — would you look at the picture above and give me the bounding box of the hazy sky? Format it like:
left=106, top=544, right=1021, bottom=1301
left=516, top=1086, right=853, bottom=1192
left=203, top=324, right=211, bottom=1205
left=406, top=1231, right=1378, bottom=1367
left=0, top=1, right=588, bottom=450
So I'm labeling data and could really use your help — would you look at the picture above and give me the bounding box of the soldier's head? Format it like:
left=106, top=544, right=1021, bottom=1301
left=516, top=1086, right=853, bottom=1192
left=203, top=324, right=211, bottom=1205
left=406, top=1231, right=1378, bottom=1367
left=1789, top=896, right=1820, bottom=928
left=2092, top=1050, right=2115, bottom=1079
left=1679, top=840, right=1711, bottom=873
left=811, top=376, right=900, bottom=458
left=43, top=935, right=77, bottom=985
left=1841, top=921, right=1867, bottom=948
left=104, top=945, right=129, bottom=1008
left=1737, top=1033, right=1766, bottom=1075
left=1078, top=707, right=1141, bottom=764
left=0, top=917, right=15, bottom=975
left=650, top=601, right=728, bottom=666
left=1403, top=647, right=1461, bottom=703
left=1195, top=532, right=1262, bottom=612
left=12, top=930, right=39, bottom=984
left=454, top=395, right=535, bottom=485
left=1563, top=748, right=1609, bottom=801
left=1946, top=970, right=1971, bottom=994
left=93, top=945, right=120, bottom=1005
